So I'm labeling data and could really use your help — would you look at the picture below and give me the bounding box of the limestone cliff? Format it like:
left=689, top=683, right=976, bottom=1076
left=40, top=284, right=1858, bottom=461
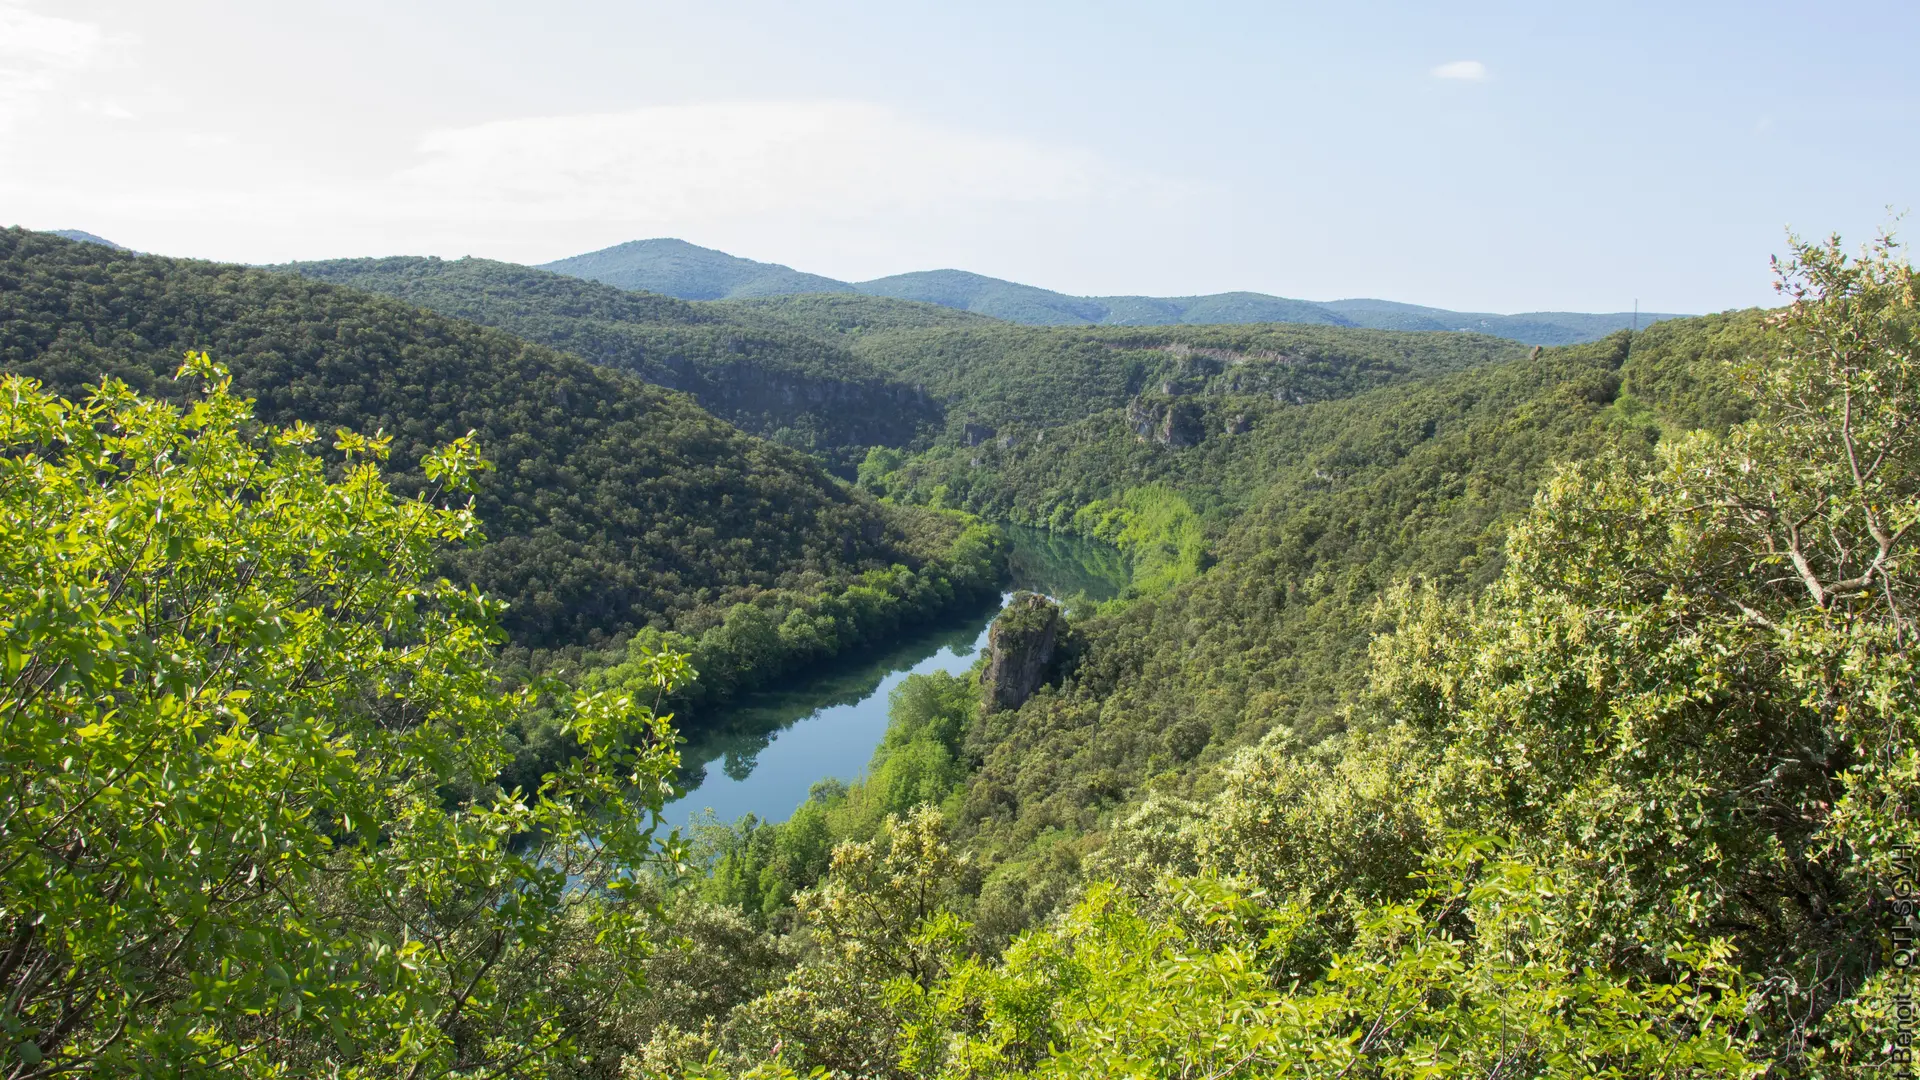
left=1125, top=395, right=1206, bottom=448
left=981, top=593, right=1062, bottom=713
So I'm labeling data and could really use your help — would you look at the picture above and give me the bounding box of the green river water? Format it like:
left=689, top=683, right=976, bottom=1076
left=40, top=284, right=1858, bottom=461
left=663, top=525, right=1127, bottom=827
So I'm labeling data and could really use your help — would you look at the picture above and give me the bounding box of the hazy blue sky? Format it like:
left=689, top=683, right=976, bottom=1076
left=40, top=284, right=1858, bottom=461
left=3, top=1, right=1914, bottom=312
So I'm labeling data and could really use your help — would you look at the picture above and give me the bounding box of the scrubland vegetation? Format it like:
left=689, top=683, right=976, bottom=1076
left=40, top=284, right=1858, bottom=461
left=3, top=228, right=1914, bottom=1077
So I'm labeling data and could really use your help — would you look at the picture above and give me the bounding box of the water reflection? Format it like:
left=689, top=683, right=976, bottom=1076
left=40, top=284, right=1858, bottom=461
left=671, top=604, right=997, bottom=794
left=663, top=526, right=1128, bottom=828
left=1003, top=523, right=1131, bottom=615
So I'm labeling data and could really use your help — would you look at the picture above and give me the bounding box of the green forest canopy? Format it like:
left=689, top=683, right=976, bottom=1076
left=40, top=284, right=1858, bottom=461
left=3, top=223, right=1914, bottom=1078
left=0, top=360, right=692, bottom=1075
left=612, top=233, right=1914, bottom=1078
left=277, top=255, right=1533, bottom=451
left=0, top=229, right=955, bottom=650
left=784, top=315, right=1527, bottom=435
left=282, top=255, right=944, bottom=471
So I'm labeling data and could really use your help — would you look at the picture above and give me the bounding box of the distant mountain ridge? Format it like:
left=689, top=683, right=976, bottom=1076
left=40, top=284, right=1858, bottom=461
left=537, top=238, right=1685, bottom=346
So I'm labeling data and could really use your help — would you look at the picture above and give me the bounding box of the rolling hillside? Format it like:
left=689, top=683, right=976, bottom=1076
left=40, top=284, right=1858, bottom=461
left=280, top=255, right=944, bottom=471
left=298, top=253, right=1524, bottom=453
left=831, top=321, right=1525, bottom=435
left=539, top=236, right=1687, bottom=344
left=0, top=229, right=960, bottom=649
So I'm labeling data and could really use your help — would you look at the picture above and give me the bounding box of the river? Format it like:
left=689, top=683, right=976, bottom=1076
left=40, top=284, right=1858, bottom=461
left=661, top=525, right=1128, bottom=829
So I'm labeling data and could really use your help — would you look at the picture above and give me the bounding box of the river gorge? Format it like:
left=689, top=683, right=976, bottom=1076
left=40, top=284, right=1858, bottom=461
left=662, top=525, right=1129, bottom=828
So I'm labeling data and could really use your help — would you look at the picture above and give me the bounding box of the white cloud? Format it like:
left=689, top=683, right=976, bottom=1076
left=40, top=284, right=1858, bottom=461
left=389, top=101, right=1106, bottom=225
left=0, top=1, right=105, bottom=129
left=0, top=98, right=1167, bottom=269
left=1430, top=60, right=1489, bottom=81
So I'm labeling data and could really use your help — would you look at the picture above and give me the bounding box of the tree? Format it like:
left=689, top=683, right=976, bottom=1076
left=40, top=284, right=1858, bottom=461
left=899, top=843, right=1759, bottom=1079
left=0, top=358, right=686, bottom=1077
left=648, top=807, right=975, bottom=1080
left=1366, top=230, right=1920, bottom=1066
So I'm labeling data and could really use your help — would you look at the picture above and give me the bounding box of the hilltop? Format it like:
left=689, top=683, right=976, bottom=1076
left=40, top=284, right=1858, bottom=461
left=539, top=237, right=857, bottom=299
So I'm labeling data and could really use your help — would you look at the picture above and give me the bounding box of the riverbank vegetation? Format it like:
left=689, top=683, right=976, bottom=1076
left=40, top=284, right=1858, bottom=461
left=500, top=522, right=1004, bottom=794
left=623, top=232, right=1915, bottom=1076
left=3, top=226, right=1913, bottom=1077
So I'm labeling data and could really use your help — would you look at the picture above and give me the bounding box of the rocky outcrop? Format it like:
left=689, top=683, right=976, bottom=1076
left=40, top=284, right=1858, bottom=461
left=1152, top=342, right=1285, bottom=368
left=1125, top=396, right=1206, bottom=448
left=981, top=593, right=1061, bottom=713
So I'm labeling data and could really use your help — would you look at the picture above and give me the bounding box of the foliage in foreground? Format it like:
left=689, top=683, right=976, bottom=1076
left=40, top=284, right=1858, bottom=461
left=0, top=360, right=681, bottom=1077
left=620, top=234, right=1919, bottom=1077
left=7, top=230, right=1917, bottom=1078
left=1368, top=231, right=1920, bottom=1066
left=646, top=828, right=1761, bottom=1079
left=1, top=229, right=945, bottom=650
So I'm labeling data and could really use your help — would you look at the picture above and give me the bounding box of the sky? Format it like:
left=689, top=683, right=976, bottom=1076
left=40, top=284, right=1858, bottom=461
left=2, top=0, right=1915, bottom=313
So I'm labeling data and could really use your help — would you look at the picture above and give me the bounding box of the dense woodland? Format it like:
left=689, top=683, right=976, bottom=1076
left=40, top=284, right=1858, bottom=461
left=284, top=256, right=944, bottom=471
left=814, top=318, right=1520, bottom=435
left=0, top=230, right=974, bottom=651
left=2, top=225, right=1915, bottom=1078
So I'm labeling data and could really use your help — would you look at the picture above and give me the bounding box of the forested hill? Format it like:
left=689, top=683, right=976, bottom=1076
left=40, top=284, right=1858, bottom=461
left=48, top=229, right=127, bottom=250
left=276, top=256, right=1529, bottom=451
left=279, top=255, right=943, bottom=472
left=709, top=291, right=1001, bottom=336
left=590, top=285, right=1898, bottom=1078
left=539, top=236, right=857, bottom=298
left=0, top=228, right=952, bottom=648
left=539, top=236, right=1686, bottom=344
left=831, top=320, right=1527, bottom=434
left=856, top=310, right=1768, bottom=929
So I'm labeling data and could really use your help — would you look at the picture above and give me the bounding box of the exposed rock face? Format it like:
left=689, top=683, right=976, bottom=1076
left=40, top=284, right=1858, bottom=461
left=963, top=422, right=997, bottom=447
left=1126, top=396, right=1206, bottom=448
left=981, top=592, right=1061, bottom=713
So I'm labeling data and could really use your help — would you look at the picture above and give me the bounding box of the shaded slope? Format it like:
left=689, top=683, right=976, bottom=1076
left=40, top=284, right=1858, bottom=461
left=282, top=255, right=943, bottom=470
left=0, top=229, right=944, bottom=649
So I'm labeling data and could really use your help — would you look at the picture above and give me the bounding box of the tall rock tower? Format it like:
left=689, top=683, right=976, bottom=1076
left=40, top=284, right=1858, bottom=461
left=981, top=592, right=1062, bottom=713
